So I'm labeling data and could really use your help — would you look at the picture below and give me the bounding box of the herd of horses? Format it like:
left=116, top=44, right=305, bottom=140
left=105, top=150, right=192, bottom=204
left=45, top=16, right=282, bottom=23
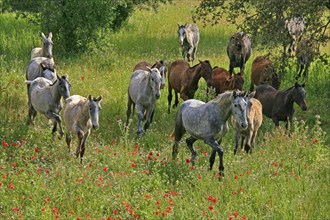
left=24, top=18, right=309, bottom=177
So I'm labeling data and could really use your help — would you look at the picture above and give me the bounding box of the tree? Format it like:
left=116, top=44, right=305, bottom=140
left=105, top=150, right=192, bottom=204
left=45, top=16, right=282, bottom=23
left=193, top=0, right=329, bottom=72
left=2, top=0, right=172, bottom=54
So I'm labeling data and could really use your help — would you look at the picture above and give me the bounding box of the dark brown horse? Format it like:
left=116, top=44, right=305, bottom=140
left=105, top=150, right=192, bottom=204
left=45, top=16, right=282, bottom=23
left=227, top=32, right=252, bottom=76
left=133, top=60, right=167, bottom=89
left=254, top=83, right=307, bottom=130
left=167, top=60, right=212, bottom=113
left=250, top=56, right=280, bottom=92
left=210, top=67, right=244, bottom=95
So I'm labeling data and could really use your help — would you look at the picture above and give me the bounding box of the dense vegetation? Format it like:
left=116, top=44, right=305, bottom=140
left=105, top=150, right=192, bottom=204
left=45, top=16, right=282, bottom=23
left=0, top=1, right=329, bottom=219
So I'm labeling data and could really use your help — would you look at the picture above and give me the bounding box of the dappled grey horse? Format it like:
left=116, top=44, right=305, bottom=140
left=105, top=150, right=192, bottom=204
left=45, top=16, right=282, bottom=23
left=177, top=23, right=200, bottom=64
left=285, top=17, right=305, bottom=54
left=26, top=74, right=71, bottom=138
left=126, top=67, right=162, bottom=137
left=31, top=32, right=53, bottom=59
left=171, top=90, right=248, bottom=177
left=227, top=32, right=252, bottom=75
left=64, top=95, right=102, bottom=163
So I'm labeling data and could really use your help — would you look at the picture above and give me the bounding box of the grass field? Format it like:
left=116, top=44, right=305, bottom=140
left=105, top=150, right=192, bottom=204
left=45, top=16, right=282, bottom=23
left=0, top=1, right=329, bottom=219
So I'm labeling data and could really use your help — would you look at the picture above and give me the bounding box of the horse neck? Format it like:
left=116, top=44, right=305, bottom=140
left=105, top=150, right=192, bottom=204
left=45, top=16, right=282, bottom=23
left=190, top=63, right=203, bottom=85
left=283, top=87, right=295, bottom=108
left=214, top=93, right=233, bottom=121
left=50, top=79, right=62, bottom=102
left=79, top=100, right=91, bottom=124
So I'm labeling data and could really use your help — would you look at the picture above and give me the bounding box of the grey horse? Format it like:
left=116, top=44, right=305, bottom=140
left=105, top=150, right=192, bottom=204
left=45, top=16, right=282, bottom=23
left=177, top=23, right=200, bottom=64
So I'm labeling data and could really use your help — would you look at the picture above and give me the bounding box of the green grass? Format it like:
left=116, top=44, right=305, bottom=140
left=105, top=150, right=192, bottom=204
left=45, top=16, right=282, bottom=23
left=0, top=1, right=329, bottom=219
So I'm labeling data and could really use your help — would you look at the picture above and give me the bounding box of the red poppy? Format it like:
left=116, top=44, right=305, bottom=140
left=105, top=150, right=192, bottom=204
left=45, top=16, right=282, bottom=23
left=208, top=206, right=214, bottom=210
left=113, top=209, right=118, bottom=214
left=232, top=212, right=239, bottom=217
left=133, top=214, right=138, bottom=218
left=35, top=146, right=39, bottom=152
left=313, top=139, right=318, bottom=143
left=2, top=141, right=9, bottom=147
left=185, top=159, right=190, bottom=163
left=12, top=162, right=17, bottom=167
left=70, top=210, right=75, bottom=214
left=81, top=76, right=85, bottom=81
left=131, top=162, right=136, bottom=168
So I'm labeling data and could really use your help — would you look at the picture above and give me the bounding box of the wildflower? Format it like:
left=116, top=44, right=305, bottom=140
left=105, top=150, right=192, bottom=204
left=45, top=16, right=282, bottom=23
left=45, top=197, right=51, bottom=202
left=2, top=140, right=9, bottom=147
left=232, top=191, right=237, bottom=195
left=35, top=146, right=39, bottom=152
left=133, top=214, right=139, bottom=218
left=232, top=212, right=239, bottom=217
left=149, top=152, right=153, bottom=156
left=145, top=194, right=151, bottom=200
left=113, top=209, right=118, bottom=214
left=12, top=162, right=17, bottom=167
left=131, top=162, right=136, bottom=168
left=155, top=211, right=159, bottom=216
left=190, top=165, right=195, bottom=170
left=103, top=167, right=108, bottom=171
left=198, top=175, right=202, bottom=180
left=0, top=182, right=2, bottom=187
left=81, top=75, right=85, bottom=81
left=208, top=206, right=214, bottom=210
left=70, top=210, right=75, bottom=214
left=239, top=187, right=244, bottom=191
left=273, top=171, right=278, bottom=176
left=8, top=183, right=14, bottom=189
left=234, top=175, right=238, bottom=179
left=77, top=197, right=81, bottom=202
left=156, top=200, right=161, bottom=205
left=203, top=150, right=208, bottom=156
left=41, top=207, right=46, bottom=212
left=242, top=216, right=247, bottom=220
left=12, top=207, right=20, bottom=212
left=313, top=139, right=318, bottom=143
left=185, top=159, right=190, bottom=163
left=31, top=155, right=36, bottom=160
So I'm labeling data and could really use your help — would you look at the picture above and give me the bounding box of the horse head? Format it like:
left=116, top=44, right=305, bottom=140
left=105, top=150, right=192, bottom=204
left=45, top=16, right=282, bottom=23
left=177, top=23, right=187, bottom=46
left=58, top=74, right=71, bottom=99
left=293, top=82, right=307, bottom=111
left=88, top=95, right=103, bottom=129
left=199, top=60, right=213, bottom=87
left=232, top=73, right=244, bottom=90
left=232, top=90, right=248, bottom=130
left=147, top=67, right=162, bottom=100
left=41, top=32, right=53, bottom=59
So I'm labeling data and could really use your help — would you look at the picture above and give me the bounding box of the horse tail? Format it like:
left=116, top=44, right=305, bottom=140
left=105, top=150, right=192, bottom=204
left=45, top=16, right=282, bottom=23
left=172, top=105, right=186, bottom=142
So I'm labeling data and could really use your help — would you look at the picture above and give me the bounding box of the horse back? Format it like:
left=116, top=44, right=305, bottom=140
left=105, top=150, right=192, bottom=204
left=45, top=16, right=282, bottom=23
left=251, top=56, right=274, bottom=85
left=168, top=60, right=190, bottom=92
left=255, top=85, right=278, bottom=118
left=211, top=67, right=231, bottom=94
left=133, top=61, right=151, bottom=72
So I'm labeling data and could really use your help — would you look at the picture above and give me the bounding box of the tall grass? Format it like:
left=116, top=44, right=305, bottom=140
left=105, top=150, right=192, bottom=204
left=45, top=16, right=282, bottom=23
left=0, top=1, right=329, bottom=219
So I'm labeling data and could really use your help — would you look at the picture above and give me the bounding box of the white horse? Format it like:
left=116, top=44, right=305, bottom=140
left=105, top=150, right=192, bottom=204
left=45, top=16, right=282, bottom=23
left=285, top=17, right=305, bottom=54
left=126, top=67, right=162, bottom=137
left=64, top=95, right=102, bottom=163
left=31, top=32, right=53, bottom=59
left=177, top=23, right=200, bottom=64
left=26, top=57, right=56, bottom=82
left=26, top=75, right=71, bottom=138
left=133, top=60, right=167, bottom=89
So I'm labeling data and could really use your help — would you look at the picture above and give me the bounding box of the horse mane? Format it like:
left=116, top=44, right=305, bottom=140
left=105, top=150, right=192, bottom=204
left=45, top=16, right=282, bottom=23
left=212, top=90, right=233, bottom=105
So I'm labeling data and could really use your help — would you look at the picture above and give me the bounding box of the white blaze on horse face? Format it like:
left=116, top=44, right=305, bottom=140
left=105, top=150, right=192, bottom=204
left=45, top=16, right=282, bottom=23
left=233, top=97, right=248, bottom=130
left=178, top=27, right=186, bottom=46
left=159, top=65, right=166, bottom=88
left=89, top=100, right=101, bottom=129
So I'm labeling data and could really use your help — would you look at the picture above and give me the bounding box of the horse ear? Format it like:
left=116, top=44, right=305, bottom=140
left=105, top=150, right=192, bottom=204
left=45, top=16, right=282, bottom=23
left=40, top=62, right=46, bottom=69
left=97, top=95, right=103, bottom=101
left=88, top=95, right=92, bottom=101
left=301, top=83, right=305, bottom=87
left=41, top=32, right=46, bottom=39
left=146, top=66, right=152, bottom=73
left=295, top=82, right=299, bottom=88
left=233, top=90, right=237, bottom=98
left=49, top=32, right=53, bottom=39
left=177, top=23, right=181, bottom=28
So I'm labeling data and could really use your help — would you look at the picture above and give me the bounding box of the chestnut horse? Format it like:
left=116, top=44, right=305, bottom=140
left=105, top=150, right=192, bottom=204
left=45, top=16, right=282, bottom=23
left=254, top=83, right=307, bottom=130
left=210, top=67, right=244, bottom=95
left=167, top=60, right=212, bottom=113
left=250, top=56, right=280, bottom=92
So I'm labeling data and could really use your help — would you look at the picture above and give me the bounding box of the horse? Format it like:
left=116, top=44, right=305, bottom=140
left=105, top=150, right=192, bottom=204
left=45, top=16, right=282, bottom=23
left=133, top=60, right=167, bottom=89
left=31, top=32, right=53, bottom=59
left=232, top=92, right=263, bottom=155
left=227, top=32, right=252, bottom=75
left=25, top=74, right=71, bottom=138
left=210, top=67, right=244, bottom=95
left=171, top=90, right=248, bottom=177
left=177, top=23, right=200, bottom=64
left=64, top=95, right=102, bottom=163
left=126, top=67, right=162, bottom=137
left=250, top=56, right=280, bottom=92
left=254, top=83, right=307, bottom=130
left=295, top=37, right=318, bottom=79
left=285, top=17, right=305, bottom=54
left=167, top=60, right=213, bottom=113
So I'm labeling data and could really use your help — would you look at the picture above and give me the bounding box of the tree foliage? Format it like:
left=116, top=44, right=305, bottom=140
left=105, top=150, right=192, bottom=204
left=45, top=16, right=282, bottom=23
left=1, top=0, right=172, bottom=54
left=193, top=0, right=329, bottom=56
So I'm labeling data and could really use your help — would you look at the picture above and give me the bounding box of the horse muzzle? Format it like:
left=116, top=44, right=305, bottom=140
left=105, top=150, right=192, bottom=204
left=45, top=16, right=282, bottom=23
left=240, top=122, right=248, bottom=130
left=92, top=124, right=99, bottom=129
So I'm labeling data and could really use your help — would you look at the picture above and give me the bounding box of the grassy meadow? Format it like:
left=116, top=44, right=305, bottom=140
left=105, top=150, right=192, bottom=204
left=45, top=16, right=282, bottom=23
left=0, top=1, right=330, bottom=219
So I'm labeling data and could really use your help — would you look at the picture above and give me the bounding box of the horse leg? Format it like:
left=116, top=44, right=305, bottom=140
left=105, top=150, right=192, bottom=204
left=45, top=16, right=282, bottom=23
left=172, top=109, right=186, bottom=160
left=167, top=86, right=172, bottom=113
left=46, top=111, right=64, bottom=139
left=185, top=136, right=198, bottom=164
left=296, top=63, right=304, bottom=80
left=65, top=132, right=72, bottom=153
left=144, top=105, right=154, bottom=131
left=136, top=104, right=145, bottom=137
left=174, top=92, right=179, bottom=107
left=209, top=148, right=216, bottom=171
left=205, top=138, right=224, bottom=177
left=229, top=63, right=234, bottom=76
left=303, top=63, right=310, bottom=78
left=244, top=130, right=253, bottom=154
left=75, top=130, right=84, bottom=161
left=234, top=130, right=240, bottom=155
left=249, top=83, right=254, bottom=92
left=126, top=96, right=133, bottom=127
left=79, top=130, right=90, bottom=163
left=27, top=104, right=37, bottom=125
